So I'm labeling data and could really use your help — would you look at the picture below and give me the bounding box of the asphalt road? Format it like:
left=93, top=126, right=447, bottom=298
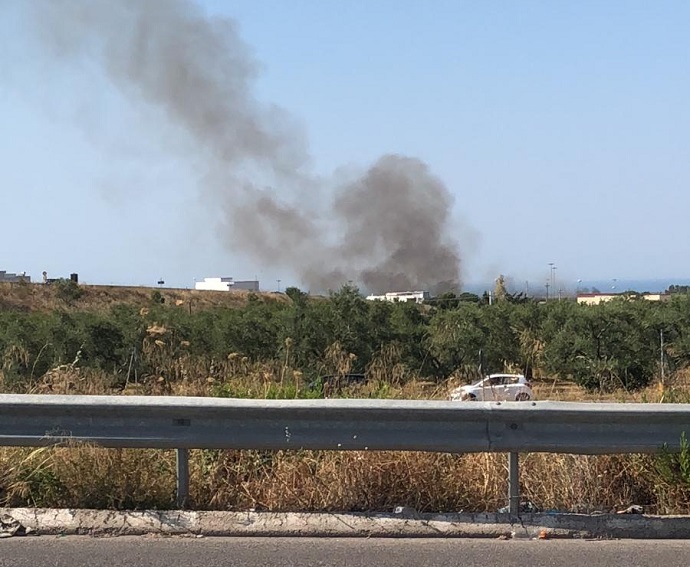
left=2, top=537, right=690, bottom=567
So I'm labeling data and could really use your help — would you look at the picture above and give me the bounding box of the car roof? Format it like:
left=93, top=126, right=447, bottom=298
left=487, top=373, right=525, bottom=378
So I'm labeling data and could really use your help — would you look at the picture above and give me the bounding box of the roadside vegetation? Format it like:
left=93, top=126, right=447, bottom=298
left=1, top=281, right=690, bottom=513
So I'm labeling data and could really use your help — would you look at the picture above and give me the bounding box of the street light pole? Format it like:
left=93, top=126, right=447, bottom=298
left=548, top=263, right=557, bottom=293
left=547, top=263, right=556, bottom=300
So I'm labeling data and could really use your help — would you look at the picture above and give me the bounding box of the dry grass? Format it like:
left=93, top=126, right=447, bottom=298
left=3, top=445, right=687, bottom=514
left=0, top=445, right=176, bottom=509
left=532, top=370, right=690, bottom=404
left=0, top=281, right=287, bottom=313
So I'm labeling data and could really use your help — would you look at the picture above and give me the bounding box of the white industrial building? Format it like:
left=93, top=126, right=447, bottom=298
left=195, top=277, right=260, bottom=292
left=576, top=292, right=670, bottom=305
left=365, top=291, right=430, bottom=304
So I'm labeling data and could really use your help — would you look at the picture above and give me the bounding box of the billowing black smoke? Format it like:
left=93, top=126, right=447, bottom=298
left=19, top=0, right=463, bottom=293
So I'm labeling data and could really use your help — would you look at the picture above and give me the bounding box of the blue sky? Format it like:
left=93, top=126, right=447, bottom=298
left=1, top=1, right=689, bottom=292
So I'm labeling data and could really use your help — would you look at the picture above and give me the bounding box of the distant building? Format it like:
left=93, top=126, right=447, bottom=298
left=365, top=291, right=430, bottom=304
left=41, top=271, right=78, bottom=285
left=576, top=292, right=671, bottom=306
left=0, top=270, right=30, bottom=283
left=195, top=277, right=260, bottom=292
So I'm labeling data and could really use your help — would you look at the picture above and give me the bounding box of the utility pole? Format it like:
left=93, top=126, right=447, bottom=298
left=548, top=263, right=557, bottom=295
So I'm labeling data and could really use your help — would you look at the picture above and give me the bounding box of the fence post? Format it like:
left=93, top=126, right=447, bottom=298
left=508, top=452, right=520, bottom=516
left=176, top=448, right=189, bottom=509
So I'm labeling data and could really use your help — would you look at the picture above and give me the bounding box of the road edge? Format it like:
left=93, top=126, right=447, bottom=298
left=3, top=508, right=690, bottom=539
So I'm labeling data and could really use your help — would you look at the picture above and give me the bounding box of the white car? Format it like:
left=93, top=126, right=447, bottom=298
left=449, top=373, right=533, bottom=402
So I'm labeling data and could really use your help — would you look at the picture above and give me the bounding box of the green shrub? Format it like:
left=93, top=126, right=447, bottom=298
left=53, top=279, right=84, bottom=304
left=657, top=432, right=690, bottom=487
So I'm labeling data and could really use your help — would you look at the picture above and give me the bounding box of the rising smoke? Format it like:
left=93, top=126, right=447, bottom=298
left=22, top=0, right=463, bottom=294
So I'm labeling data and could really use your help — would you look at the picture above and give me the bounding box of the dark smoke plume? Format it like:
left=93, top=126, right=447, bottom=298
left=21, top=0, right=463, bottom=293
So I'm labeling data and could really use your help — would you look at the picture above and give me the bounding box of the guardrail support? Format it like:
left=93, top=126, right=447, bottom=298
left=176, top=448, right=189, bottom=509
left=508, top=452, right=520, bottom=516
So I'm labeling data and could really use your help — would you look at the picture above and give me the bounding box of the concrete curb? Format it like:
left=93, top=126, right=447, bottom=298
left=2, top=509, right=690, bottom=539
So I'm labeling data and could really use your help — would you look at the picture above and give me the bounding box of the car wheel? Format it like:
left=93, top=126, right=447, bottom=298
left=515, top=392, right=531, bottom=401
left=462, top=393, right=477, bottom=401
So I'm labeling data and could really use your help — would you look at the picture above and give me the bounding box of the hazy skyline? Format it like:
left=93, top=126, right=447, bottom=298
left=1, top=1, right=689, bottom=293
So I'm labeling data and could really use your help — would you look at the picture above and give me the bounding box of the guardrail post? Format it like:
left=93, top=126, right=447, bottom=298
left=508, top=452, right=520, bottom=516
left=176, top=448, right=189, bottom=509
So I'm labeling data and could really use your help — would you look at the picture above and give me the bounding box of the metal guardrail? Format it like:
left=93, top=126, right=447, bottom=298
left=1, top=395, right=690, bottom=513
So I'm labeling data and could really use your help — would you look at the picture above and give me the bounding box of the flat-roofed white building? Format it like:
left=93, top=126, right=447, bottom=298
left=365, top=290, right=430, bottom=304
left=195, top=277, right=259, bottom=292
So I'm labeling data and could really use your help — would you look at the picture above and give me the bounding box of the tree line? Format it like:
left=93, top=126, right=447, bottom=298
left=2, top=284, right=690, bottom=392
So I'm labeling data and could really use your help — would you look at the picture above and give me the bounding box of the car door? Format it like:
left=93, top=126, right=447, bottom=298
left=495, top=376, right=512, bottom=401
left=503, top=376, right=519, bottom=400
left=485, top=376, right=503, bottom=401
left=475, top=377, right=490, bottom=401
